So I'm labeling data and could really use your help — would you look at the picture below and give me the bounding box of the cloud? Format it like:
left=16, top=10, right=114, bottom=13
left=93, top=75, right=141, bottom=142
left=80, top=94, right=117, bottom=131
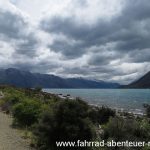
left=0, top=2, right=39, bottom=57
left=0, top=10, right=25, bottom=39
left=14, top=33, right=39, bottom=57
left=0, top=0, right=150, bottom=84
left=41, top=0, right=150, bottom=58
left=126, top=49, right=150, bottom=63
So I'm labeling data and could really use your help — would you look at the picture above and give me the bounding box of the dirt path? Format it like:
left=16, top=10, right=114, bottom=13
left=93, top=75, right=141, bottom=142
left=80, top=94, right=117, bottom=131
left=0, top=112, right=33, bottom=150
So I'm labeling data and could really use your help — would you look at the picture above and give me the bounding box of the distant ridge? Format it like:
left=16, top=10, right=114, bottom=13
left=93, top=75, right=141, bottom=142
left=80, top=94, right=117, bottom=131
left=0, top=68, right=120, bottom=88
left=122, top=71, right=150, bottom=89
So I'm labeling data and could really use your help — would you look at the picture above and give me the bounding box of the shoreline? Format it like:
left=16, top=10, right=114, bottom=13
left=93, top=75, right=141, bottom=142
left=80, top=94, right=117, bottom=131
left=89, top=103, right=145, bottom=116
left=48, top=92, right=146, bottom=116
left=43, top=88, right=149, bottom=115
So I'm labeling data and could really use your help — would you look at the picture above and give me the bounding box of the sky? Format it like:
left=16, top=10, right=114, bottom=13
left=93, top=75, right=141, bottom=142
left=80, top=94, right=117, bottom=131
left=0, top=0, right=150, bottom=84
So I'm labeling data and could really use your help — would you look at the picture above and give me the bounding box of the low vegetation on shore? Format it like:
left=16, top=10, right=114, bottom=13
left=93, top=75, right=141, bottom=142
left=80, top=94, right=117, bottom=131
left=0, top=85, right=150, bottom=150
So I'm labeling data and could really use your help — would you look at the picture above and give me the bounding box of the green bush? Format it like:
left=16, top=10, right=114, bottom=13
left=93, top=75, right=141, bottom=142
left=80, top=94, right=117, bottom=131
left=34, top=87, right=42, bottom=93
left=88, top=106, right=115, bottom=124
left=0, top=94, right=23, bottom=113
left=34, top=99, right=95, bottom=150
left=103, top=117, right=150, bottom=142
left=12, top=99, right=41, bottom=127
left=144, top=104, right=150, bottom=118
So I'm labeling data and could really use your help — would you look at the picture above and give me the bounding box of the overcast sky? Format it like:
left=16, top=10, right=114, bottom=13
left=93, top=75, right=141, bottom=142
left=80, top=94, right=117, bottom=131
left=0, top=0, right=150, bottom=84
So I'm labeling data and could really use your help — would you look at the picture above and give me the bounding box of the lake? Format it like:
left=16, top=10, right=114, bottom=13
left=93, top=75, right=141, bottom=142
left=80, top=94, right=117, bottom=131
left=43, top=89, right=150, bottom=113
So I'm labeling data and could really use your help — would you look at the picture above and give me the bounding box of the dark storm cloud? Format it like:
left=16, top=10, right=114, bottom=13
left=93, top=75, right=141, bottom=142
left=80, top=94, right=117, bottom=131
left=41, top=16, right=114, bottom=59
left=127, top=49, right=150, bottom=63
left=88, top=55, right=110, bottom=66
left=41, top=16, right=91, bottom=40
left=0, top=0, right=150, bottom=84
left=0, top=10, right=27, bottom=39
left=49, top=39, right=88, bottom=59
left=11, top=59, right=59, bottom=74
left=0, top=9, right=38, bottom=57
left=41, top=0, right=150, bottom=63
left=121, top=0, right=150, bottom=22
left=104, top=0, right=150, bottom=51
left=88, top=50, right=122, bottom=66
left=15, top=33, right=39, bottom=57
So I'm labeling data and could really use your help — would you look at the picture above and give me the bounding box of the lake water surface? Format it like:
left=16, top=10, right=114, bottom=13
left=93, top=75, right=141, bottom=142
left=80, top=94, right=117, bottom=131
left=43, top=89, right=150, bottom=113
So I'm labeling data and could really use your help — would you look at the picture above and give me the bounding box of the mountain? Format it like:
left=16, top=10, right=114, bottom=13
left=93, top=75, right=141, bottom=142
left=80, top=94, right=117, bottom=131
left=123, top=71, right=150, bottom=88
left=0, top=68, right=120, bottom=88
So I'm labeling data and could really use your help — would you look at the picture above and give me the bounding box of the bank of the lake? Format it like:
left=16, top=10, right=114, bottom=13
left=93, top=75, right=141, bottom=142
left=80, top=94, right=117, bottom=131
left=0, top=86, right=150, bottom=150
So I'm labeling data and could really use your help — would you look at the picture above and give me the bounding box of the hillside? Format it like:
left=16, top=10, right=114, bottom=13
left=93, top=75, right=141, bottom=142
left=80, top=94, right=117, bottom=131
left=123, top=71, right=150, bottom=88
left=0, top=68, right=120, bottom=88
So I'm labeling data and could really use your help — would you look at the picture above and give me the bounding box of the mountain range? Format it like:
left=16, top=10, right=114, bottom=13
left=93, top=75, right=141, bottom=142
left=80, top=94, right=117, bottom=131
left=0, top=68, right=120, bottom=88
left=123, top=71, right=150, bottom=89
left=0, top=68, right=149, bottom=88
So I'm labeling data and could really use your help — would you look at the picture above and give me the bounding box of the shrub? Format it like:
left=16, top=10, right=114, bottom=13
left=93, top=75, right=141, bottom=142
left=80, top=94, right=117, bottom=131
left=88, top=106, right=115, bottom=124
left=12, top=99, right=41, bottom=127
left=98, top=107, right=115, bottom=124
left=0, top=95, right=22, bottom=113
left=34, top=87, right=42, bottom=93
left=103, top=117, right=150, bottom=142
left=34, top=99, right=95, bottom=150
left=103, top=117, right=126, bottom=141
left=143, top=104, right=150, bottom=118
